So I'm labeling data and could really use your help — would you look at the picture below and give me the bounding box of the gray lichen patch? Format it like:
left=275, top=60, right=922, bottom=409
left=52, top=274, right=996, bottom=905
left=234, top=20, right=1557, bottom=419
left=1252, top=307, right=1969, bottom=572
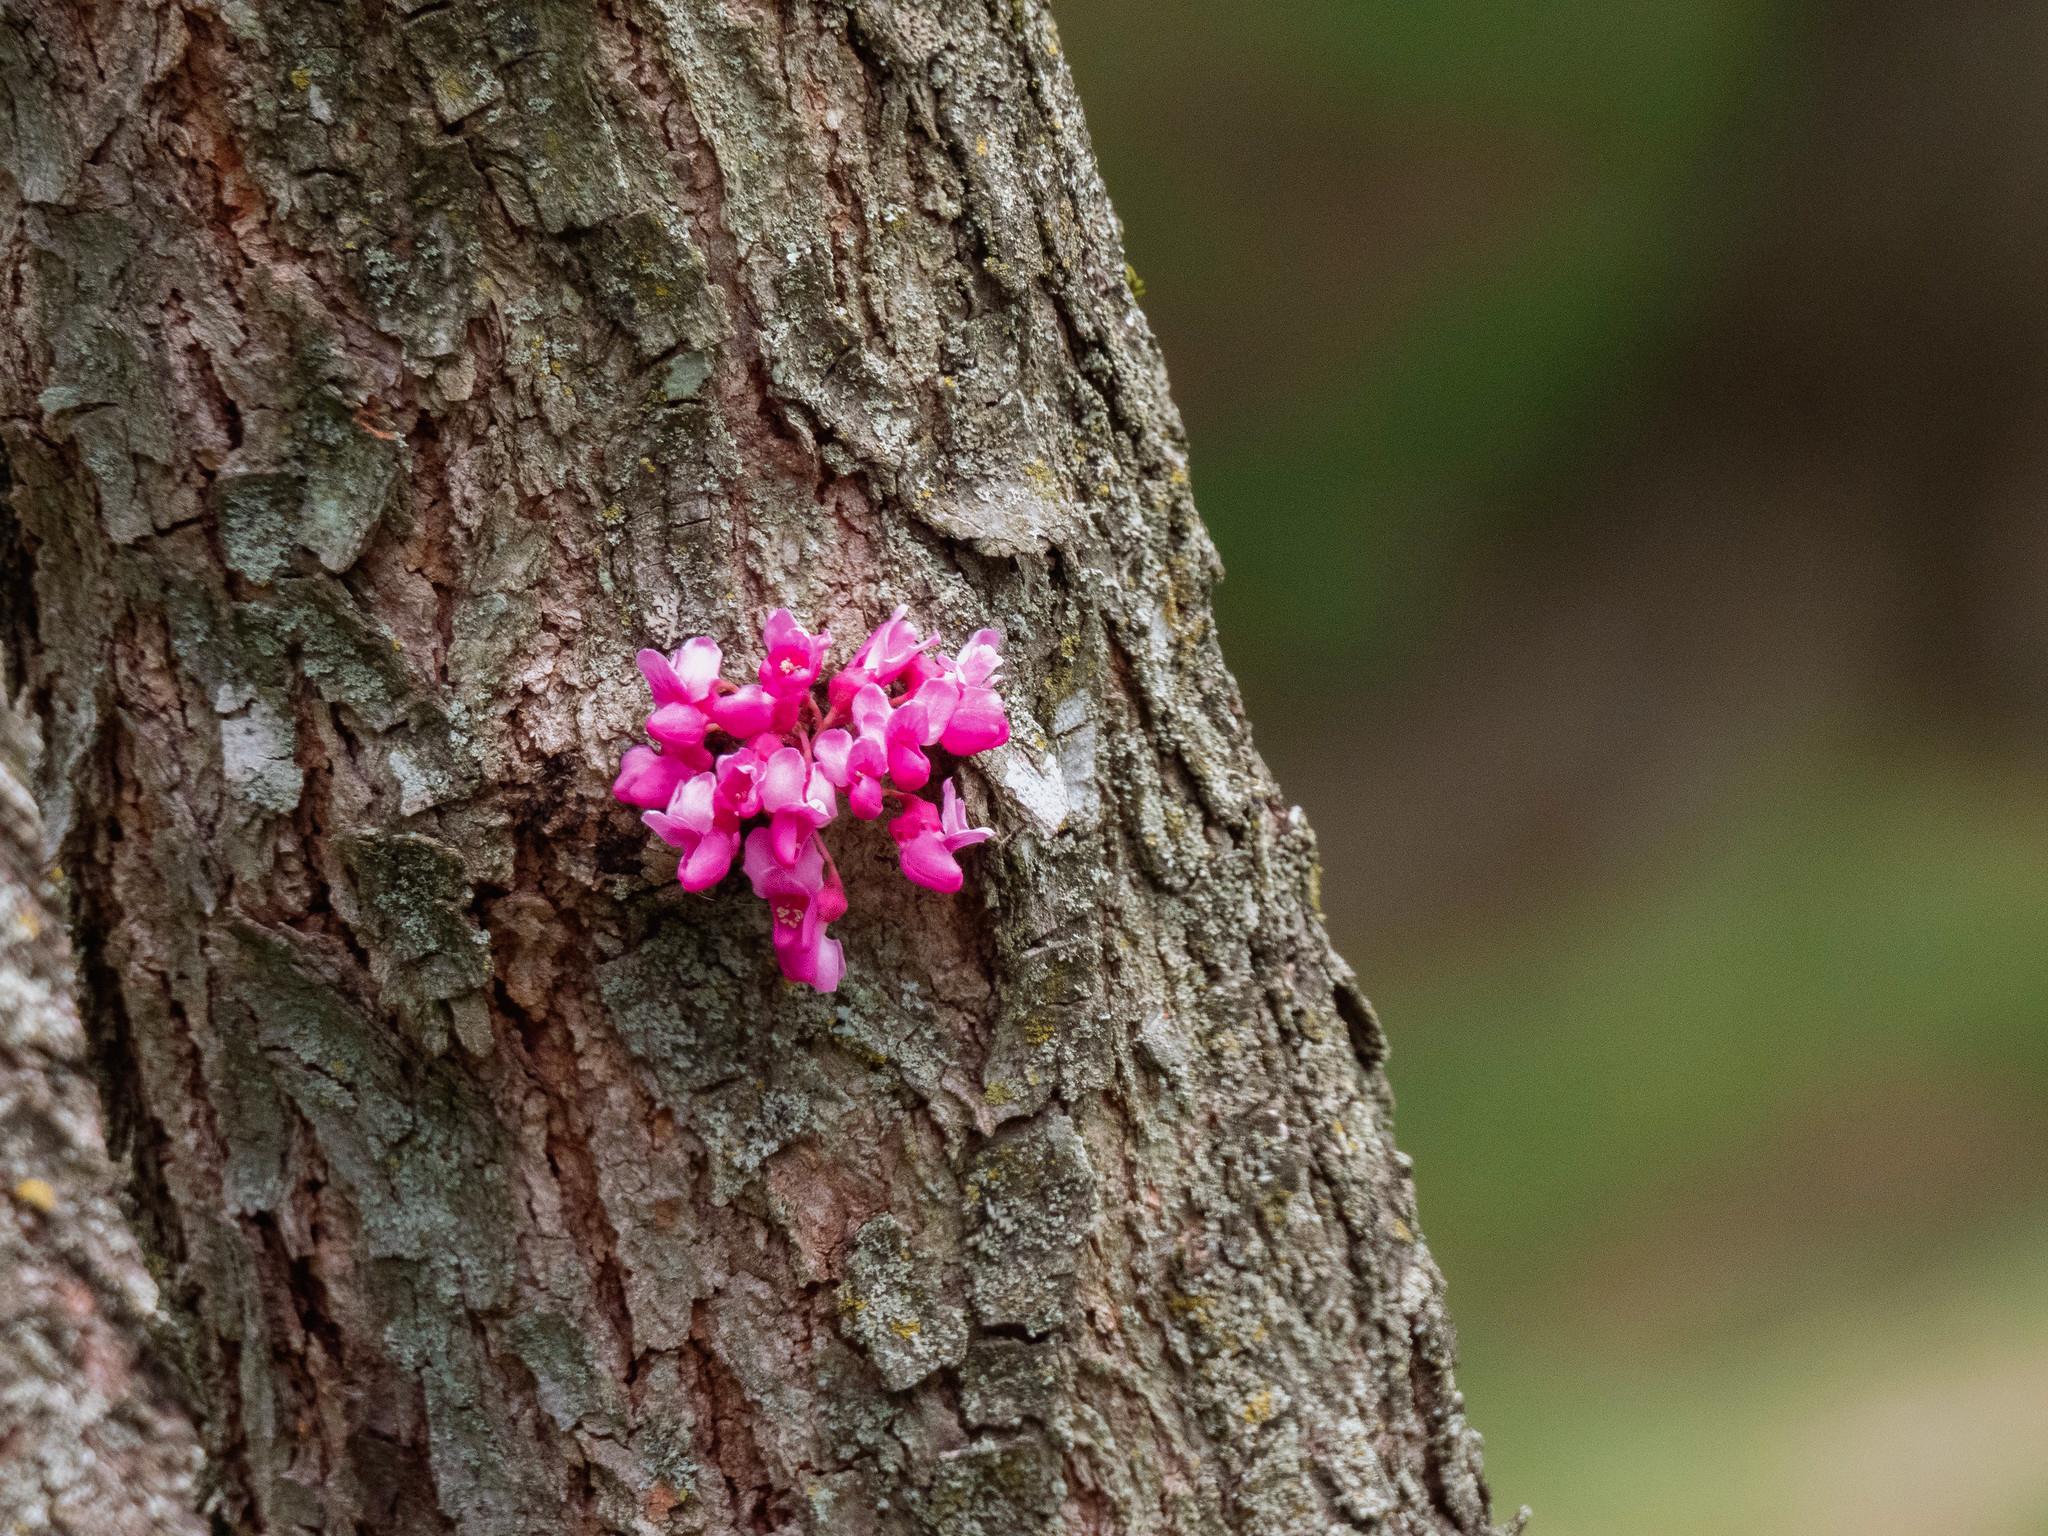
left=595, top=915, right=757, bottom=1100
left=295, top=391, right=402, bottom=572
left=214, top=397, right=403, bottom=584
left=910, top=478, right=1079, bottom=560
left=218, top=696, right=304, bottom=813
left=1231, top=1420, right=1332, bottom=1536
left=964, top=1111, right=1096, bottom=1335
left=509, top=1307, right=623, bottom=1433
left=960, top=1337, right=1070, bottom=1431
left=334, top=831, right=493, bottom=1055
left=917, top=1435, right=1065, bottom=1536
left=575, top=207, right=726, bottom=361
left=215, top=471, right=308, bottom=585
left=214, top=920, right=514, bottom=1288
left=837, top=1214, right=967, bottom=1391
left=475, top=34, right=634, bottom=233
left=242, top=579, right=417, bottom=730
left=658, top=349, right=712, bottom=402
left=404, top=5, right=505, bottom=125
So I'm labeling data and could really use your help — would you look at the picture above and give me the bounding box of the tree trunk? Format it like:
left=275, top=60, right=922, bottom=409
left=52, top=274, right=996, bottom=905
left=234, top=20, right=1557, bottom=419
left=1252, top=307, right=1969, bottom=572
left=0, top=2, right=1510, bottom=1533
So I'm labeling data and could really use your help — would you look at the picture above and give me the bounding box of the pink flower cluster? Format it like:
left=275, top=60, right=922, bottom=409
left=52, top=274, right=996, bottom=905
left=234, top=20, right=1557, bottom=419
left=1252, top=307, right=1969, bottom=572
left=613, top=607, right=1008, bottom=992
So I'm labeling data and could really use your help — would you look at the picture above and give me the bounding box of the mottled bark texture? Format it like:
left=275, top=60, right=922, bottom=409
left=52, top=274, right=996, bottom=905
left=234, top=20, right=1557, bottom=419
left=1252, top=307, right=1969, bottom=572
left=0, top=2, right=1513, bottom=1533
left=1, top=706, right=207, bottom=1533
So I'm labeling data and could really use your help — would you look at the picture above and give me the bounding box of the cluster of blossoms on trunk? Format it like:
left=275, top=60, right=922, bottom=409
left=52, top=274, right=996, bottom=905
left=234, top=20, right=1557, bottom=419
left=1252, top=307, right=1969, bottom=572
left=613, top=607, right=1007, bottom=992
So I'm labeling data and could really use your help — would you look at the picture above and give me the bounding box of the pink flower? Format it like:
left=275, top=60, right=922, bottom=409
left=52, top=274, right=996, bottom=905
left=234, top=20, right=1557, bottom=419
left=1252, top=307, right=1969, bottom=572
left=613, top=744, right=695, bottom=809
left=759, top=609, right=831, bottom=698
left=889, top=778, right=993, bottom=893
left=618, top=608, right=1007, bottom=993
left=710, top=684, right=778, bottom=738
left=712, top=736, right=778, bottom=820
left=814, top=703, right=889, bottom=820
left=939, top=690, right=1008, bottom=755
left=832, top=680, right=940, bottom=796
left=954, top=629, right=1004, bottom=687
left=900, top=651, right=949, bottom=690
left=759, top=745, right=837, bottom=865
left=642, top=772, right=741, bottom=891
left=938, top=629, right=1009, bottom=755
left=827, top=605, right=934, bottom=711
left=883, top=690, right=942, bottom=792
left=639, top=638, right=723, bottom=749
left=744, top=829, right=847, bottom=992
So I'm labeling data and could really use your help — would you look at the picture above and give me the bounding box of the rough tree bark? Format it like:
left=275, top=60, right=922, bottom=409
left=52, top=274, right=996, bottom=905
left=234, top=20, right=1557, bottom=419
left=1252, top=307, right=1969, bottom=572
left=0, top=2, right=1512, bottom=1533
left=0, top=705, right=208, bottom=1534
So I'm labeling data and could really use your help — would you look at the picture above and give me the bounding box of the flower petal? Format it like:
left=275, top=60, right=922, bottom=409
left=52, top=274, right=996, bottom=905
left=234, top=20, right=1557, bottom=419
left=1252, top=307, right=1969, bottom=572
left=826, top=665, right=874, bottom=715
left=771, top=810, right=809, bottom=868
left=671, top=770, right=721, bottom=834
left=956, top=629, right=1004, bottom=686
left=760, top=746, right=807, bottom=810
left=909, top=677, right=959, bottom=740
left=898, top=833, right=963, bottom=893
left=637, top=649, right=688, bottom=705
left=803, top=764, right=838, bottom=823
left=938, top=687, right=1008, bottom=755
left=674, top=637, right=723, bottom=697
left=678, top=825, right=738, bottom=890
left=851, top=682, right=892, bottom=741
left=816, top=861, right=849, bottom=924
left=887, top=739, right=930, bottom=792
left=850, top=776, right=884, bottom=820
left=647, top=702, right=709, bottom=749
left=789, top=834, right=827, bottom=890
left=889, top=795, right=941, bottom=844
left=711, top=685, right=777, bottom=737
left=743, top=826, right=780, bottom=895
left=714, top=751, right=764, bottom=819
left=854, top=605, right=910, bottom=669
left=641, top=809, right=692, bottom=848
left=772, top=914, right=844, bottom=993
left=813, top=728, right=855, bottom=786
left=613, top=745, right=687, bottom=808
left=809, top=934, right=845, bottom=993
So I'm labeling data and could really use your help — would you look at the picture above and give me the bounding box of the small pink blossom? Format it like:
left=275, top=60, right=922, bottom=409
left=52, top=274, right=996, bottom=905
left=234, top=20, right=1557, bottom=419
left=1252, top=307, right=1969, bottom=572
left=900, top=653, right=944, bottom=690
left=937, top=629, right=1009, bottom=754
left=613, top=744, right=696, bottom=809
left=639, top=636, right=723, bottom=705
left=710, top=684, right=778, bottom=738
left=617, top=606, right=1010, bottom=992
left=954, top=629, right=1004, bottom=687
left=759, top=609, right=831, bottom=698
left=743, top=829, right=847, bottom=992
left=759, top=745, right=837, bottom=865
left=639, top=638, right=723, bottom=748
left=642, top=772, right=741, bottom=891
left=889, top=779, right=994, bottom=894
left=855, top=605, right=933, bottom=683
left=827, top=605, right=935, bottom=711
left=806, top=712, right=888, bottom=823
left=882, top=690, right=942, bottom=792
left=712, top=736, right=777, bottom=820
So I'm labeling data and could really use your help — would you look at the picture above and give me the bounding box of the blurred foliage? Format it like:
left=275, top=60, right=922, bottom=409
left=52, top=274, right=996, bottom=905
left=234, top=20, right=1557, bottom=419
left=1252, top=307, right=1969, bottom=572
left=1065, top=0, right=1801, bottom=683
left=1382, top=746, right=2048, bottom=1533
left=1060, top=3, right=2048, bottom=1532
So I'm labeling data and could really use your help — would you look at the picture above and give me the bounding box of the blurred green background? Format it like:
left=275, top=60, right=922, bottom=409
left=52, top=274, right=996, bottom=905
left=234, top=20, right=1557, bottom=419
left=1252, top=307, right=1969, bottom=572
left=1059, top=2, right=2048, bottom=1531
